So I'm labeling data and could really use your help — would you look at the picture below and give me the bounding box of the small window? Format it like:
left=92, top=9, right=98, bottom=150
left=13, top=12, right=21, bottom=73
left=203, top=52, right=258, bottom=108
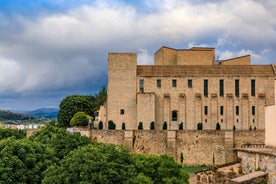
left=205, top=119, right=207, bottom=123
left=252, top=106, right=255, bottom=115
left=157, top=79, right=161, bottom=88
left=172, top=110, right=178, bottom=121
left=219, top=79, right=224, bottom=97
left=188, top=79, right=192, bottom=88
left=251, top=79, right=255, bottom=96
left=236, top=106, right=239, bottom=116
left=221, top=119, right=223, bottom=123
left=172, top=79, right=177, bottom=87
left=204, top=106, right=208, bottom=115
left=140, top=79, right=144, bottom=93
left=204, top=80, right=208, bottom=97
left=235, top=79, right=239, bottom=97
left=220, top=106, right=224, bottom=116
left=120, top=109, right=124, bottom=115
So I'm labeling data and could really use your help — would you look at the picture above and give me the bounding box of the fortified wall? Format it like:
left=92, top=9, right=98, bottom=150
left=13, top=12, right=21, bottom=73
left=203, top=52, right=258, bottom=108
left=90, top=130, right=264, bottom=166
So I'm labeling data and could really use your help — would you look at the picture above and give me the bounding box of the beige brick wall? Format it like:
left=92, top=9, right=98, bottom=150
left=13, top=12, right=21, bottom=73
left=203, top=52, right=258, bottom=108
left=107, top=53, right=137, bottom=130
left=220, top=55, right=250, bottom=65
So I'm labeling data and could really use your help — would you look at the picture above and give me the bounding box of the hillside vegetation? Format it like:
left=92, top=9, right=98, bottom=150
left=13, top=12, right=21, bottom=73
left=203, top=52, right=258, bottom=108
left=0, top=110, right=35, bottom=121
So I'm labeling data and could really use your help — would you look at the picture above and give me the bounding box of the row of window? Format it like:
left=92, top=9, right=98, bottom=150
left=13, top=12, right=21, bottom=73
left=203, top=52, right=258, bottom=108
left=140, top=79, right=256, bottom=97
left=121, top=106, right=256, bottom=121
left=204, top=106, right=256, bottom=116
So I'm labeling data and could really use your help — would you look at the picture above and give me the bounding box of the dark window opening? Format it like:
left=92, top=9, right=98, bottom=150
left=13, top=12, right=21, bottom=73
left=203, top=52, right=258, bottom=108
left=172, top=110, right=178, bottom=121
left=204, top=80, right=208, bottom=97
left=157, top=79, right=161, bottom=88
left=204, top=106, right=208, bottom=115
left=221, top=119, right=223, bottom=123
left=216, top=123, right=221, bottom=130
left=235, top=79, right=239, bottom=97
left=205, top=119, right=207, bottom=123
left=140, top=79, right=144, bottom=93
left=120, top=109, right=124, bottom=115
left=220, top=79, right=224, bottom=97
left=252, top=106, right=255, bottom=115
left=172, top=79, right=177, bottom=87
left=197, top=123, right=203, bottom=130
left=122, top=122, right=126, bottom=130
left=251, top=79, right=255, bottom=96
left=236, top=106, right=239, bottom=116
left=188, top=79, right=192, bottom=88
left=220, top=106, right=224, bottom=115
left=237, top=119, right=239, bottom=123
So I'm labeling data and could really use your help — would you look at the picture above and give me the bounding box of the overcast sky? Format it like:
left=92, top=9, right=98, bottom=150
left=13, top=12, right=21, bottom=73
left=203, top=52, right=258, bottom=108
left=0, top=0, right=275, bottom=110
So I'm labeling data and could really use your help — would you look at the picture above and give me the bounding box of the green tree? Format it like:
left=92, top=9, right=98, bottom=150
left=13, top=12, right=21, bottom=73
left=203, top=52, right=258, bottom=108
left=0, top=138, right=57, bottom=183
left=57, top=95, right=95, bottom=127
left=95, top=86, right=107, bottom=109
left=0, top=129, right=26, bottom=140
left=42, top=143, right=135, bottom=184
left=29, top=126, right=91, bottom=159
left=130, top=154, right=189, bottom=184
left=70, top=111, right=90, bottom=126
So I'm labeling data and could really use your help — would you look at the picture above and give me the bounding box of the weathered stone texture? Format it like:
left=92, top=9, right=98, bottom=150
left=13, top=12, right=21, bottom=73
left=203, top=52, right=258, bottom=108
left=233, top=130, right=265, bottom=148
left=220, top=55, right=250, bottom=65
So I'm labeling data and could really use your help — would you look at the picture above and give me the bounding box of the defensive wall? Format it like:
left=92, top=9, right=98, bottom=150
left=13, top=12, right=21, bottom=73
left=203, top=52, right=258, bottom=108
left=90, top=130, right=264, bottom=166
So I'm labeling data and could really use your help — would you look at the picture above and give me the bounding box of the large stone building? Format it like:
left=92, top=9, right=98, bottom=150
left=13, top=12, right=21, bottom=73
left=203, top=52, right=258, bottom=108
left=106, top=46, right=275, bottom=131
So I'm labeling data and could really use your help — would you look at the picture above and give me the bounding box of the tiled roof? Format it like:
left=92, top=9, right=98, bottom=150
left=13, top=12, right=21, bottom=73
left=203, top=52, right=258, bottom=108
left=137, top=65, right=274, bottom=77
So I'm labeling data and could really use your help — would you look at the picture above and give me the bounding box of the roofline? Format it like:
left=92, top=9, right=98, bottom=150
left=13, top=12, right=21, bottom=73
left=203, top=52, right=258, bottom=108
left=220, top=55, right=250, bottom=62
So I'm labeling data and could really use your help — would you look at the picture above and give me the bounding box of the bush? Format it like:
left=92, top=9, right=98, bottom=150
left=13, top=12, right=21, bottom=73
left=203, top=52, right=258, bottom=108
left=70, top=111, right=89, bottom=126
left=138, top=122, right=143, bottom=130
left=162, top=121, right=167, bottom=130
left=150, top=121, right=155, bottom=130
left=197, top=123, right=203, bottom=130
left=108, top=120, right=116, bottom=130
left=99, top=121, right=103, bottom=129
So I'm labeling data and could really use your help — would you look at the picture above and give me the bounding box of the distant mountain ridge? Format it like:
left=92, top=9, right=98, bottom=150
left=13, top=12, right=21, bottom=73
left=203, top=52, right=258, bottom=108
left=0, top=110, right=36, bottom=121
left=11, top=108, right=59, bottom=119
left=26, top=108, right=58, bottom=119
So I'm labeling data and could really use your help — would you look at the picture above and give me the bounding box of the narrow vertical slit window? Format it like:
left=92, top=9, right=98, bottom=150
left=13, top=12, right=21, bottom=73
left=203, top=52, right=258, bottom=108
left=188, top=79, right=192, bottom=88
left=157, top=79, right=161, bottom=88
left=220, top=79, right=224, bottom=97
left=236, top=106, right=239, bottom=116
left=251, top=79, right=255, bottom=96
left=220, top=106, right=224, bottom=115
left=235, top=79, right=239, bottom=97
left=204, top=80, right=208, bottom=97
left=252, top=106, right=255, bottom=115
left=172, top=111, right=178, bottom=121
left=172, top=79, right=177, bottom=87
left=204, top=106, right=208, bottom=115
left=140, top=79, right=144, bottom=93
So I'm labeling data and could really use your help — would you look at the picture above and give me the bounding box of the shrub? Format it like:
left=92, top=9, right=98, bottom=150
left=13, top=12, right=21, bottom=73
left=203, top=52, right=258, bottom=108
left=162, top=121, right=167, bottom=130
left=99, top=121, right=103, bottom=130
left=70, top=111, right=89, bottom=126
left=138, top=122, right=143, bottom=130
left=108, top=120, right=116, bottom=130
left=150, top=121, right=155, bottom=130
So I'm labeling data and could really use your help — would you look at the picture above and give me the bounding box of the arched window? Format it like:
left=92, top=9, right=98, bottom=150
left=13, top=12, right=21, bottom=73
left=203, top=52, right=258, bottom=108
left=216, top=123, right=221, bottom=130
left=172, top=110, right=178, bottom=121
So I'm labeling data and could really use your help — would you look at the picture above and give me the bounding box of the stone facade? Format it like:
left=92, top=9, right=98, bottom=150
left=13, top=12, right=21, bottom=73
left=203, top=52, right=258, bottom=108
left=106, top=46, right=275, bottom=131
left=90, top=130, right=264, bottom=166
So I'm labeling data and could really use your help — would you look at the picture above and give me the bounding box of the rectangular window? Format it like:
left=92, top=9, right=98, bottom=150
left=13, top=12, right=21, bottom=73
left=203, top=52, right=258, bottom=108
left=204, top=80, right=208, bottom=97
left=120, top=109, right=124, bottom=115
left=140, top=79, right=144, bottom=93
left=220, top=106, right=224, bottom=115
left=236, top=106, right=239, bottom=116
left=220, top=79, right=224, bottom=97
left=172, top=79, right=177, bottom=87
left=251, top=79, right=255, bottom=96
left=157, top=79, right=161, bottom=88
left=204, top=106, right=208, bottom=115
left=252, top=106, right=255, bottom=115
left=188, top=79, right=192, bottom=88
left=235, top=79, right=239, bottom=97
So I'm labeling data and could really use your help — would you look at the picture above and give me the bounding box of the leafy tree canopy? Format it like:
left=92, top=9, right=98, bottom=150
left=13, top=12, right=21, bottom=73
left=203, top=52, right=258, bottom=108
left=70, top=111, right=93, bottom=126
left=95, top=86, right=107, bottom=109
left=57, top=95, right=95, bottom=127
left=0, top=138, right=57, bottom=183
left=42, top=143, right=136, bottom=184
left=29, top=126, right=91, bottom=159
left=0, top=129, right=26, bottom=140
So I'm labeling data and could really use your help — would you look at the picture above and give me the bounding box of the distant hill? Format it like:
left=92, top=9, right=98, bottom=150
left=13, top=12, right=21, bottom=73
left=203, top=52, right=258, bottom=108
left=25, top=108, right=58, bottom=119
left=0, top=110, right=36, bottom=121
